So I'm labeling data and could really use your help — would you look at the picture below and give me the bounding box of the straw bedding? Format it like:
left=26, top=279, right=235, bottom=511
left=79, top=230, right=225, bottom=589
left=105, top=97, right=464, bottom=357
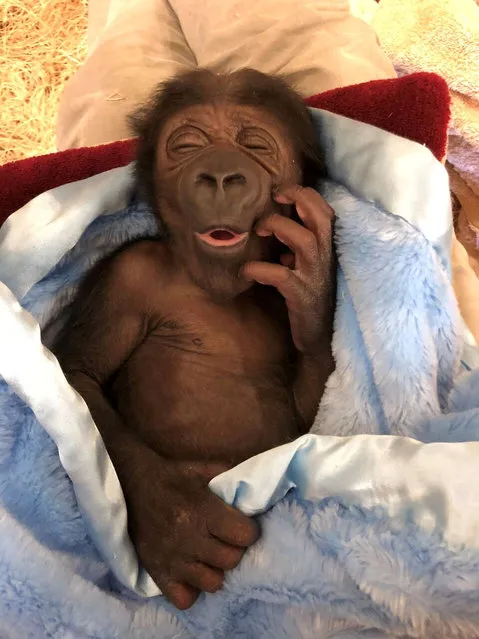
left=0, top=0, right=87, bottom=165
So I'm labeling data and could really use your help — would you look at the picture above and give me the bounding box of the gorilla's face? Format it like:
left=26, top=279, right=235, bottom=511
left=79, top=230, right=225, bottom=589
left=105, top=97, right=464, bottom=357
left=130, top=67, right=323, bottom=301
left=155, top=102, right=301, bottom=300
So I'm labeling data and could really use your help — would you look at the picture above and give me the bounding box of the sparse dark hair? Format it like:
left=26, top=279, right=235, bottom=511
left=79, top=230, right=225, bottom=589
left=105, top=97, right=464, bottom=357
left=128, top=67, right=324, bottom=211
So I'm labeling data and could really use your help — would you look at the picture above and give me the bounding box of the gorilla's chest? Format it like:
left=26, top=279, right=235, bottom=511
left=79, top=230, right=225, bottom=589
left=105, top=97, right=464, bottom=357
left=109, top=291, right=299, bottom=463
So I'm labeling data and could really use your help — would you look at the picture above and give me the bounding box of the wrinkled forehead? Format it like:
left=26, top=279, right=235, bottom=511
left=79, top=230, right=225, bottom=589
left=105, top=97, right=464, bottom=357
left=158, top=101, right=294, bottom=144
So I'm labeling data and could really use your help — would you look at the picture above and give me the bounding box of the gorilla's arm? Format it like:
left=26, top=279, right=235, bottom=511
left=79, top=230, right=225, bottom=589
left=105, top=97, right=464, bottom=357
left=293, top=352, right=334, bottom=430
left=51, top=242, right=259, bottom=610
left=53, top=246, right=152, bottom=476
left=243, top=185, right=336, bottom=430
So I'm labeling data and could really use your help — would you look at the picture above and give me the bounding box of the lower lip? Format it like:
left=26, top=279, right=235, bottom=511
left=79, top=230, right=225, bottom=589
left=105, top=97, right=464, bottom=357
left=195, top=231, right=249, bottom=251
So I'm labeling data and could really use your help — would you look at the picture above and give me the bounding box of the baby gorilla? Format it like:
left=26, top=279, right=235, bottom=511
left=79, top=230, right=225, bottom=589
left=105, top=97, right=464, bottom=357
left=52, top=68, right=336, bottom=609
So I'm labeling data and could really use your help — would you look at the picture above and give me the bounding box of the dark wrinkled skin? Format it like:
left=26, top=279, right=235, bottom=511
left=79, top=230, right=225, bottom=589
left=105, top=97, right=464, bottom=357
left=51, top=68, right=336, bottom=610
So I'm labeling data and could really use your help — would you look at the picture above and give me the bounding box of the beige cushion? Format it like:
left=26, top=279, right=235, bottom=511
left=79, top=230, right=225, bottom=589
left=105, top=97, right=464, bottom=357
left=57, top=0, right=395, bottom=150
left=57, top=0, right=196, bottom=149
left=171, top=0, right=394, bottom=96
left=452, top=232, right=479, bottom=343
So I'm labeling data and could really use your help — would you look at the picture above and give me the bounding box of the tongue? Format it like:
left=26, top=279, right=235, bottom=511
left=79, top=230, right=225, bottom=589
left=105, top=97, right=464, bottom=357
left=211, top=230, right=235, bottom=241
left=198, top=229, right=248, bottom=247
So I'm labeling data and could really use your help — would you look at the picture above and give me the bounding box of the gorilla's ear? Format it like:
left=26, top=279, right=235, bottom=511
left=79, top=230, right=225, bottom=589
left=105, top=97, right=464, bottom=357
left=128, top=99, right=158, bottom=214
left=302, top=145, right=325, bottom=188
left=127, top=87, right=169, bottom=215
left=128, top=69, right=221, bottom=213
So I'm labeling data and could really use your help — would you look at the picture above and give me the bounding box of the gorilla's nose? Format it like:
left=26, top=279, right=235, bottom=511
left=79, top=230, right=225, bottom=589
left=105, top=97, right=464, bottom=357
left=195, top=171, right=247, bottom=191
left=178, top=148, right=270, bottom=220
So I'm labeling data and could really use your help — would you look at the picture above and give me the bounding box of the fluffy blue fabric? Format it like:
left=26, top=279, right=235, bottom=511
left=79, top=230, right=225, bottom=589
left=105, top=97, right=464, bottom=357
left=1, top=180, right=479, bottom=638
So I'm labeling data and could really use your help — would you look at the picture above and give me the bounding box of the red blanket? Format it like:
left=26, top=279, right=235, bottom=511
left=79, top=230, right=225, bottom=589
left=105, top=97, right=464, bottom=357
left=0, top=73, right=450, bottom=228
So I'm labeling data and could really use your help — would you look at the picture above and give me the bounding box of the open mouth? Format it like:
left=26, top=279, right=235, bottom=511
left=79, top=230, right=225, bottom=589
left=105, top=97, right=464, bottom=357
left=196, top=227, right=249, bottom=248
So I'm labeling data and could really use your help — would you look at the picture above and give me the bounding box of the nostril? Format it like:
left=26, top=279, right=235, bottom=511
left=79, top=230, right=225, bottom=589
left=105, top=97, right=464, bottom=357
left=196, top=173, right=217, bottom=187
left=223, top=173, right=246, bottom=188
left=195, top=172, right=246, bottom=189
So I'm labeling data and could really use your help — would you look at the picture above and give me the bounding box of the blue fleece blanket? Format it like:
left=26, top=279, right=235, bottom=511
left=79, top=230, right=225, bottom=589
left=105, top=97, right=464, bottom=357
left=1, top=109, right=479, bottom=638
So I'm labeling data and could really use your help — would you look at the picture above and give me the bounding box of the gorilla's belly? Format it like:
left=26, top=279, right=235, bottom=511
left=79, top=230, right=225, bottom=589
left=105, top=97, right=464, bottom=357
left=109, top=336, right=299, bottom=466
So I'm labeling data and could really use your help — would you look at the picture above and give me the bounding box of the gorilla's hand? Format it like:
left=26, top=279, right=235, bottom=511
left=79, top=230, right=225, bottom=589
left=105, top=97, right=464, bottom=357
left=243, top=185, right=335, bottom=355
left=124, top=451, right=259, bottom=610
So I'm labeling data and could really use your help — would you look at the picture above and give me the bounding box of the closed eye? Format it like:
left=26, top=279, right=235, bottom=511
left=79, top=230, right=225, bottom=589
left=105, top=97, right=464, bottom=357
left=172, top=143, right=204, bottom=154
left=167, top=127, right=209, bottom=156
left=241, top=140, right=271, bottom=154
left=243, top=143, right=270, bottom=152
left=237, top=128, right=275, bottom=155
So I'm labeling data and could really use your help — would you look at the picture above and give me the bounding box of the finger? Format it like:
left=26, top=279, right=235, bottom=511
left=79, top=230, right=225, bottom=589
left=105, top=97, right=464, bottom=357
left=274, top=185, right=334, bottom=218
left=280, top=252, right=295, bottom=268
left=242, top=261, right=307, bottom=307
left=274, top=185, right=334, bottom=237
left=163, top=581, right=200, bottom=610
left=206, top=495, right=260, bottom=547
left=182, top=562, right=224, bottom=594
left=199, top=538, right=245, bottom=571
left=256, top=214, right=318, bottom=273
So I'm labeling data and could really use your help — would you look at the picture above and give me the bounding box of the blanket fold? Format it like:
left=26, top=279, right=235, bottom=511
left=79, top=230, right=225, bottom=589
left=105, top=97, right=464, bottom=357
left=1, top=107, right=479, bottom=638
